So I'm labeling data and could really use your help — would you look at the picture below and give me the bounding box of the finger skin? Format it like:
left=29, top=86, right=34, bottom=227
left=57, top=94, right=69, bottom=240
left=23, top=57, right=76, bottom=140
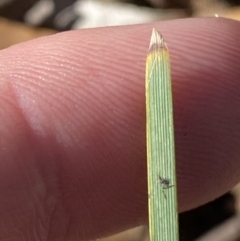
left=0, top=18, right=240, bottom=240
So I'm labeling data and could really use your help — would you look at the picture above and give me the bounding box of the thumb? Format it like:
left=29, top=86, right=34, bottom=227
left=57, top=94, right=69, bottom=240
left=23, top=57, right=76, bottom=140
left=0, top=18, right=240, bottom=241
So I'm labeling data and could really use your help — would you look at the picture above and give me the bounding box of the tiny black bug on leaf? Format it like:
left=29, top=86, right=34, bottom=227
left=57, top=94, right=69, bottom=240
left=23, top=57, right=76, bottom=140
left=159, top=176, right=173, bottom=189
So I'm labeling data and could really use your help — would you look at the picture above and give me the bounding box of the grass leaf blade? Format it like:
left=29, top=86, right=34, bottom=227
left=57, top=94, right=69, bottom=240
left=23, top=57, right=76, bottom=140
left=146, top=28, right=179, bottom=241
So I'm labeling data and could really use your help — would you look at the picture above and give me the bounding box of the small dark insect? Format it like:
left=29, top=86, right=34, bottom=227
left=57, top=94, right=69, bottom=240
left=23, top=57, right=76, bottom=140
left=159, top=176, right=173, bottom=189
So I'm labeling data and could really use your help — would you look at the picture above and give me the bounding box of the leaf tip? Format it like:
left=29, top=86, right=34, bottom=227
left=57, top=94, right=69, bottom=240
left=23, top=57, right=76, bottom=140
left=149, top=28, right=168, bottom=54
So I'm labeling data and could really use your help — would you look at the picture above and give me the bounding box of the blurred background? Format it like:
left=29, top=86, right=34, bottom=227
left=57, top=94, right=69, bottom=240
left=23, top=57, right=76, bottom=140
left=0, top=0, right=239, bottom=49
left=0, top=0, right=240, bottom=240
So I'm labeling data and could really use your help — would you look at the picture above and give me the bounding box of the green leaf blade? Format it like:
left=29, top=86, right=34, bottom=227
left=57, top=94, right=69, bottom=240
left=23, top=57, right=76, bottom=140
left=146, top=28, right=179, bottom=241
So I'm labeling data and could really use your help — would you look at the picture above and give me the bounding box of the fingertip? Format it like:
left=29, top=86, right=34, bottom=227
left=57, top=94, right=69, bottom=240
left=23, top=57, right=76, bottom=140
left=0, top=18, right=240, bottom=240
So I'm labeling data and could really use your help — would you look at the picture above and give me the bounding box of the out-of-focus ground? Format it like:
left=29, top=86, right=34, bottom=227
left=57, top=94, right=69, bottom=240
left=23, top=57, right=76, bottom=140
left=0, top=0, right=240, bottom=240
left=0, top=0, right=240, bottom=47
